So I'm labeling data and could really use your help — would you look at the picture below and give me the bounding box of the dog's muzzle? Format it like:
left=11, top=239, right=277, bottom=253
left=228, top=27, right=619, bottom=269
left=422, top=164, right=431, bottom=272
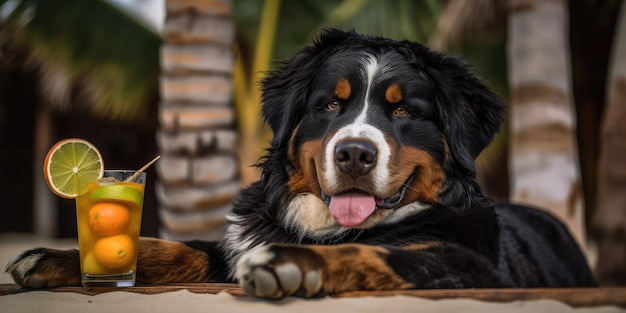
left=334, top=139, right=377, bottom=178
left=320, top=174, right=412, bottom=227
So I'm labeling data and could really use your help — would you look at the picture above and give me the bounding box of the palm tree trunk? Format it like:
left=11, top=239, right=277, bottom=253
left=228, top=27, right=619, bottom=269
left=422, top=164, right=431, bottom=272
left=593, top=0, right=626, bottom=286
left=157, top=0, right=238, bottom=241
left=33, top=103, right=56, bottom=237
left=507, top=0, right=586, bottom=246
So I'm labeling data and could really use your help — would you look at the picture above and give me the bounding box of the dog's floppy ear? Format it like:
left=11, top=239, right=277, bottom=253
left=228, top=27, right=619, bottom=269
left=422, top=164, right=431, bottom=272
left=420, top=49, right=506, bottom=176
left=260, top=50, right=323, bottom=150
left=261, top=29, right=351, bottom=150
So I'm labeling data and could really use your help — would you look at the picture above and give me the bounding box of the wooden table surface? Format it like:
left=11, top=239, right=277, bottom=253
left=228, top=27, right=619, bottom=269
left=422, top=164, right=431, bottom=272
left=1, top=283, right=625, bottom=308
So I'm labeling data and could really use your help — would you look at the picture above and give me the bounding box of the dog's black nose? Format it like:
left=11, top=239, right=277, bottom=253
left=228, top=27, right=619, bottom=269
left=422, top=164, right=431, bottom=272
left=335, top=140, right=377, bottom=178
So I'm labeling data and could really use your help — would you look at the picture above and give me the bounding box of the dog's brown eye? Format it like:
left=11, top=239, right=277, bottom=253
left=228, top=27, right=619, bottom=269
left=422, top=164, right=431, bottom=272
left=328, top=100, right=341, bottom=111
left=393, top=106, right=409, bottom=116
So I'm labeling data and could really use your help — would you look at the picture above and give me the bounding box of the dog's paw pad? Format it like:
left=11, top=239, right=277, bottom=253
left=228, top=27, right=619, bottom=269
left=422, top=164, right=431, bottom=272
left=249, top=267, right=279, bottom=298
left=236, top=245, right=323, bottom=299
left=236, top=245, right=280, bottom=298
left=274, top=263, right=301, bottom=293
left=303, top=270, right=322, bottom=296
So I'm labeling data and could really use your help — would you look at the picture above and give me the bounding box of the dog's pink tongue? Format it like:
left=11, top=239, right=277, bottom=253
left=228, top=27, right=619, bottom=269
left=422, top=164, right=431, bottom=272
left=329, top=193, right=376, bottom=227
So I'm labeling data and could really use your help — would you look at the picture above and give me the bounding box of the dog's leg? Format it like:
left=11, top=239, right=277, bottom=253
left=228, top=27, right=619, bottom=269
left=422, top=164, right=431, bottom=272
left=236, top=242, right=506, bottom=299
left=5, top=248, right=81, bottom=288
left=5, top=237, right=228, bottom=288
left=136, top=238, right=228, bottom=284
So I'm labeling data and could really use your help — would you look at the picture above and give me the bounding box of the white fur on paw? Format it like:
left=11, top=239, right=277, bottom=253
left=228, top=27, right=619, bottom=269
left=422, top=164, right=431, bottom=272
left=4, top=253, right=43, bottom=278
left=235, top=245, right=274, bottom=281
left=5, top=252, right=43, bottom=281
left=236, top=245, right=280, bottom=297
left=235, top=245, right=323, bottom=299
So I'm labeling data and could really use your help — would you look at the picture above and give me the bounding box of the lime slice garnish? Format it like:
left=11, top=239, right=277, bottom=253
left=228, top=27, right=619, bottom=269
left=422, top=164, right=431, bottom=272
left=43, top=138, right=104, bottom=199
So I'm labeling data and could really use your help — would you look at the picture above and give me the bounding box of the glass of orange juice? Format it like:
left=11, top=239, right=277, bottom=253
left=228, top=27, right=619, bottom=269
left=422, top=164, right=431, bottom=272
left=75, top=170, right=145, bottom=287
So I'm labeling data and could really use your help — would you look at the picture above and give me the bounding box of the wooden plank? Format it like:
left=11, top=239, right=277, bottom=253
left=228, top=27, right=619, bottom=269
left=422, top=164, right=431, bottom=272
left=0, top=283, right=243, bottom=297
left=337, top=288, right=626, bottom=308
left=1, top=284, right=625, bottom=308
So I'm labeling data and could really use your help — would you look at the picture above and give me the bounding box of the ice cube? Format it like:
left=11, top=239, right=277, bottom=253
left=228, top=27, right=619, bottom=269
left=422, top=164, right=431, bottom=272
left=97, top=176, right=118, bottom=186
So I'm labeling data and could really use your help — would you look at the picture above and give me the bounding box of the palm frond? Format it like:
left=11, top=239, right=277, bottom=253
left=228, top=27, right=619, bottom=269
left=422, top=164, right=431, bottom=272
left=0, top=0, right=162, bottom=121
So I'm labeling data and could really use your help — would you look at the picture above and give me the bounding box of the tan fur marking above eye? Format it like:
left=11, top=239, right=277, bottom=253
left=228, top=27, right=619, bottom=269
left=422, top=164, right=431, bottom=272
left=335, top=78, right=351, bottom=100
left=385, top=84, right=403, bottom=103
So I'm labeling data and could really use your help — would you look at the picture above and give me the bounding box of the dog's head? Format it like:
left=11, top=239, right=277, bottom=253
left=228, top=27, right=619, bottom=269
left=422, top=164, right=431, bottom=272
left=261, top=29, right=505, bottom=236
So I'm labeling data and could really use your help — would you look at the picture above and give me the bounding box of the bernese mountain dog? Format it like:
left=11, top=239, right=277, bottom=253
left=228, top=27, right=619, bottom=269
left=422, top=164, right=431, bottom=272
left=6, top=29, right=596, bottom=298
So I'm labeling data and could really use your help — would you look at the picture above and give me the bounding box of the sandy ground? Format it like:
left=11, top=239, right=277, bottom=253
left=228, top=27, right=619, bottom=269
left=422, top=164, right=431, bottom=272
left=0, top=233, right=623, bottom=313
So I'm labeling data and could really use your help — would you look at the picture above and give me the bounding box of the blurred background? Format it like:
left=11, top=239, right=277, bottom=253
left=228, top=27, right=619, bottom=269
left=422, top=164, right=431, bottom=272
left=0, top=0, right=624, bottom=286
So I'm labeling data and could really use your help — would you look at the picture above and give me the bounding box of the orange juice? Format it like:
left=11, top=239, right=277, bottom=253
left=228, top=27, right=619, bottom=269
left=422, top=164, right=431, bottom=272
left=75, top=170, right=145, bottom=287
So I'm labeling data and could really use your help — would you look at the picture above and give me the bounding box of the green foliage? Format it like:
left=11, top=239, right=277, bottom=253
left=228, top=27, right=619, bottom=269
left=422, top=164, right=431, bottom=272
left=459, top=39, right=509, bottom=169
left=234, top=0, right=443, bottom=65
left=0, top=0, right=161, bottom=120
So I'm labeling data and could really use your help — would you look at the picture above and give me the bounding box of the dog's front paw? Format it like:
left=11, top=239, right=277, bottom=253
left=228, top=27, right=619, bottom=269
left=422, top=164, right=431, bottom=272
left=235, top=245, right=325, bottom=299
left=5, top=248, right=80, bottom=288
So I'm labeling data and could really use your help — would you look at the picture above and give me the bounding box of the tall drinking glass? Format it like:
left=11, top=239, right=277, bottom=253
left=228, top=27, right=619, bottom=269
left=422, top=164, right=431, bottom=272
left=75, top=170, right=145, bottom=287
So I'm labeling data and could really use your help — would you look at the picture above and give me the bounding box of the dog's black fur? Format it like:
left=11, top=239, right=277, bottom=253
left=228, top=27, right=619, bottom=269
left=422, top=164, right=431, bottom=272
left=6, top=29, right=596, bottom=298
